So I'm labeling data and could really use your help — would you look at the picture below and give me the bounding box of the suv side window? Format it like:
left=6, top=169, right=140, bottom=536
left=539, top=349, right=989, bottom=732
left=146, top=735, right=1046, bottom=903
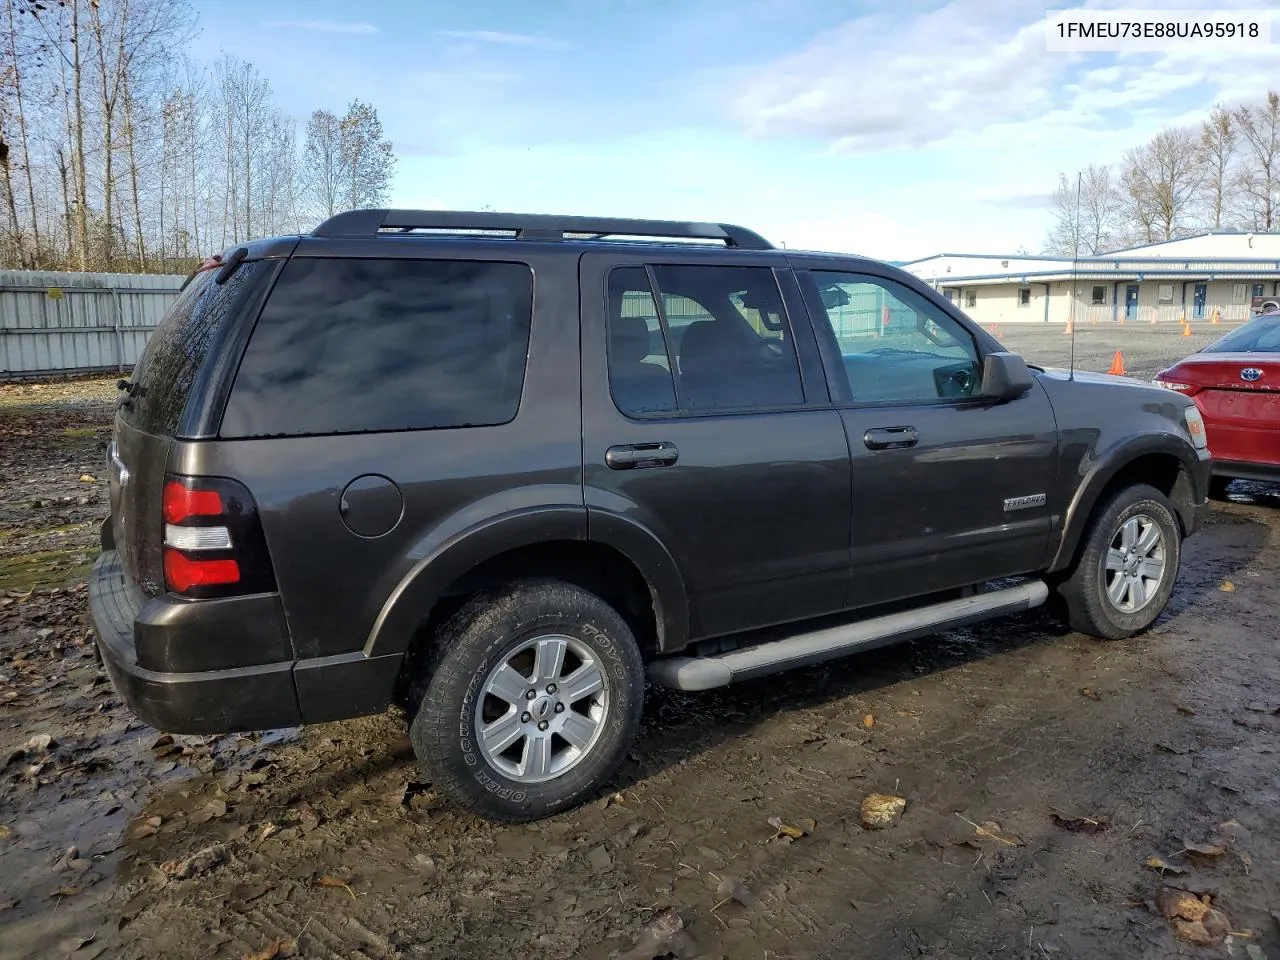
left=220, top=257, right=533, bottom=438
left=801, top=271, right=982, bottom=404
left=605, top=264, right=805, bottom=415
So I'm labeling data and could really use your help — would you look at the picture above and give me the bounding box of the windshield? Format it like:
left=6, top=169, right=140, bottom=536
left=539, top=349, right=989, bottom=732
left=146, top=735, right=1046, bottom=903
left=1201, top=314, right=1280, bottom=354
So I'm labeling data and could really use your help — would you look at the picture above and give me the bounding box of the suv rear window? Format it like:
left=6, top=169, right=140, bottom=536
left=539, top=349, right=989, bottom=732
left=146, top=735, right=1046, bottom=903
left=122, top=261, right=269, bottom=436
left=219, top=258, right=534, bottom=438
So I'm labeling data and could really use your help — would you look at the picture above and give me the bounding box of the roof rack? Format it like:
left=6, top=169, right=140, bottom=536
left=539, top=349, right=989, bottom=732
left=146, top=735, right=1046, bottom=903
left=311, top=209, right=774, bottom=250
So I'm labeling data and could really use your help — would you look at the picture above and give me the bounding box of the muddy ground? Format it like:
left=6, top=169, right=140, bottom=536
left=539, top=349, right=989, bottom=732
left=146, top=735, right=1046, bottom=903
left=2, top=326, right=1279, bottom=960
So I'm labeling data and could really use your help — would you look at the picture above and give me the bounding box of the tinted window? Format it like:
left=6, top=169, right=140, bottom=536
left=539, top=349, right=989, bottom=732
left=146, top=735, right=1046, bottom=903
left=606, top=267, right=677, bottom=415
left=123, top=261, right=269, bottom=435
left=659, top=265, right=804, bottom=411
left=221, top=258, right=533, bottom=437
left=802, top=271, right=981, bottom=403
left=1203, top=314, right=1280, bottom=354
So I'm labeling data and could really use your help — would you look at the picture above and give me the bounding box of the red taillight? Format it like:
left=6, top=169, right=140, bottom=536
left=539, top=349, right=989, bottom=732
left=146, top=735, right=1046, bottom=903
left=163, top=480, right=224, bottom=524
left=160, top=474, right=275, bottom=598
left=163, top=551, right=240, bottom=592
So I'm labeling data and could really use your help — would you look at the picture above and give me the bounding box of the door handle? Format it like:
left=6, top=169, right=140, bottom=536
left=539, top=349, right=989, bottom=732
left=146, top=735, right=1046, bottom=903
left=605, top=442, right=679, bottom=470
left=863, top=426, right=918, bottom=450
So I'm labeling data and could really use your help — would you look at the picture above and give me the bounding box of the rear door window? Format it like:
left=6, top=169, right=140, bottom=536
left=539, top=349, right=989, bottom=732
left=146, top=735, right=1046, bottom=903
left=220, top=258, right=534, bottom=438
left=122, top=261, right=269, bottom=436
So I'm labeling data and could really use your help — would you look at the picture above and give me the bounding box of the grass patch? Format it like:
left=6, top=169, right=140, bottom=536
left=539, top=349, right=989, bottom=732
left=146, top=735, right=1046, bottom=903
left=61, top=426, right=105, bottom=438
left=0, top=548, right=95, bottom=591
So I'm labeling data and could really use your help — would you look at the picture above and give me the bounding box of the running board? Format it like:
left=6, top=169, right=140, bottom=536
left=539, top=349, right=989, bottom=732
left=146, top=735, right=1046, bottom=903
left=647, top=580, right=1049, bottom=691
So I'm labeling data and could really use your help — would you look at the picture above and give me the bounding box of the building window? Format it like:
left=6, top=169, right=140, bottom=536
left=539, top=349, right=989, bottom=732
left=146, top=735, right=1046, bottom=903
left=964, top=290, right=977, bottom=308
left=1253, top=283, right=1266, bottom=298
left=1158, top=284, right=1174, bottom=303
left=1018, top=287, right=1031, bottom=307
left=1234, top=283, right=1249, bottom=303
left=1091, top=285, right=1107, bottom=305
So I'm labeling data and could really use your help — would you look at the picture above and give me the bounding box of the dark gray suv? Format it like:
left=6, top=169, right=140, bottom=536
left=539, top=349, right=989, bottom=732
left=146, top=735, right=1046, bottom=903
left=89, top=210, right=1212, bottom=822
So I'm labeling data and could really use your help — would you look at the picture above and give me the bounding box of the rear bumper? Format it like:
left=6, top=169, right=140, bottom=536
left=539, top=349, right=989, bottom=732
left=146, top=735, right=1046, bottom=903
left=89, top=551, right=402, bottom=734
left=90, top=551, right=302, bottom=733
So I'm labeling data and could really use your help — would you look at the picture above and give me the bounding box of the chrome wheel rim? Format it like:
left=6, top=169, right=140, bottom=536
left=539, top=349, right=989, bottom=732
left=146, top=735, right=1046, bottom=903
left=1102, top=514, right=1166, bottom=613
left=473, top=634, right=609, bottom=784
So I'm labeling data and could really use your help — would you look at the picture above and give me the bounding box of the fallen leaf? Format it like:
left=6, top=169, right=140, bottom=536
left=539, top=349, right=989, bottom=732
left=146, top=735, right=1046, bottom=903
left=49, top=885, right=83, bottom=898
left=1183, top=839, right=1227, bottom=859
left=258, top=822, right=280, bottom=842
left=79, top=475, right=96, bottom=483
left=242, top=938, right=297, bottom=960
left=600, top=791, right=626, bottom=810
left=1172, top=906, right=1230, bottom=946
left=194, top=799, right=228, bottom=824
left=131, top=816, right=162, bottom=839
left=0, top=825, right=10, bottom=840
left=1079, top=687, right=1100, bottom=700
left=767, top=815, right=808, bottom=840
left=22, top=733, right=53, bottom=753
left=57, top=934, right=96, bottom=953
left=715, top=875, right=757, bottom=908
left=1157, top=887, right=1209, bottom=922
left=955, top=813, right=1021, bottom=845
left=587, top=844, right=613, bottom=873
left=863, top=713, right=875, bottom=729
left=314, top=875, right=357, bottom=900
left=1145, top=855, right=1189, bottom=875
left=1175, top=704, right=1197, bottom=716
left=160, top=843, right=228, bottom=880
left=1051, top=813, right=1110, bottom=834
left=618, top=907, right=696, bottom=960
left=861, top=794, right=906, bottom=830
left=1219, top=580, right=1235, bottom=592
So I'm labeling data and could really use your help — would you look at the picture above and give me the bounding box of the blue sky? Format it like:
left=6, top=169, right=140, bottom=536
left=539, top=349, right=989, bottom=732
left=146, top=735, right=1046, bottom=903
left=190, top=0, right=1279, bottom=261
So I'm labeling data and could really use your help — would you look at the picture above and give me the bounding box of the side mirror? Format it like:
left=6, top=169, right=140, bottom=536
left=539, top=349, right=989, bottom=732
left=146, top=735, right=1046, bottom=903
left=980, top=352, right=1034, bottom=401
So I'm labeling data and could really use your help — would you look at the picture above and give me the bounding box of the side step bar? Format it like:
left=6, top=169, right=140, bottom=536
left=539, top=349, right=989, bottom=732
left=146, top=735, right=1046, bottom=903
left=647, top=580, right=1049, bottom=691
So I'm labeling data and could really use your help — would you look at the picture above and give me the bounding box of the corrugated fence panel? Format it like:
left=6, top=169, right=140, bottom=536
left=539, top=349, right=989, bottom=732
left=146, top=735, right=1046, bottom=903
left=0, top=270, right=185, bottom=378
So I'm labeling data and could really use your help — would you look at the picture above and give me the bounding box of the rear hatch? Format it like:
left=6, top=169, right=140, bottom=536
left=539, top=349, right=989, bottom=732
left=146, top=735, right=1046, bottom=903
left=109, top=259, right=275, bottom=595
left=1173, top=353, right=1280, bottom=465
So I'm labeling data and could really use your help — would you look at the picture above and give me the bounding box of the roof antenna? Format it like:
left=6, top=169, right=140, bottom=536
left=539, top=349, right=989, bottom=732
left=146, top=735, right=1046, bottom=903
left=1068, top=170, right=1081, bottom=381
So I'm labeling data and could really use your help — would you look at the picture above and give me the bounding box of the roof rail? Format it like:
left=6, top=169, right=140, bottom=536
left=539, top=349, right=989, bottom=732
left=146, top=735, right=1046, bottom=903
left=311, top=209, right=774, bottom=250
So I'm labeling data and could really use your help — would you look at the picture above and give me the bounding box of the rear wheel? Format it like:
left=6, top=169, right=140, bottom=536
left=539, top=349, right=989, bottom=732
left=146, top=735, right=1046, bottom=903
left=1056, top=484, right=1181, bottom=640
left=408, top=579, right=645, bottom=822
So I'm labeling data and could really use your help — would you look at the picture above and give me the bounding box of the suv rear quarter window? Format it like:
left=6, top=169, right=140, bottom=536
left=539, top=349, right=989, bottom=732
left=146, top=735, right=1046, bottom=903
left=122, top=261, right=270, bottom=436
left=219, top=258, right=534, bottom=438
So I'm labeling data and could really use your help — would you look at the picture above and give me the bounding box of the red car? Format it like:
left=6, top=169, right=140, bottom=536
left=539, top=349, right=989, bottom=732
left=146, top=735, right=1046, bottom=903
left=1154, top=311, right=1280, bottom=495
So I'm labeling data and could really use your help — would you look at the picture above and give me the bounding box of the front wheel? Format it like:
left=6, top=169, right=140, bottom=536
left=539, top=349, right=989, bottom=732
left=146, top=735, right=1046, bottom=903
left=408, top=579, right=645, bottom=822
left=1055, top=484, right=1182, bottom=640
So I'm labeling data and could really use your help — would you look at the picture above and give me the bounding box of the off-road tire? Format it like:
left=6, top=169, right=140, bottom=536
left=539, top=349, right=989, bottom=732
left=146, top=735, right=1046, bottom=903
left=1056, top=484, right=1181, bottom=641
left=408, top=578, right=645, bottom=823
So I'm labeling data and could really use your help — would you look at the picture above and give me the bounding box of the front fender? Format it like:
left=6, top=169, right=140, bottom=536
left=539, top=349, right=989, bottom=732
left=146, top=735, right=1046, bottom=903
left=1048, top=431, right=1206, bottom=572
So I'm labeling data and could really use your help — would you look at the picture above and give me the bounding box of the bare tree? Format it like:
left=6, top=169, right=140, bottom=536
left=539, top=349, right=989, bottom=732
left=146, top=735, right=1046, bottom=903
left=0, top=1, right=399, bottom=272
left=339, top=99, right=394, bottom=210
left=1118, top=128, right=1204, bottom=243
left=1235, top=91, right=1280, bottom=232
left=301, top=109, right=344, bottom=221
left=1045, top=165, right=1119, bottom=255
left=1200, top=105, right=1237, bottom=229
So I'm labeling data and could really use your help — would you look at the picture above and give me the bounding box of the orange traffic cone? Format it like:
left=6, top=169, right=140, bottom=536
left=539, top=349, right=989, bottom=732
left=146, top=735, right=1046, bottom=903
left=1064, top=320, right=1073, bottom=335
left=1107, top=350, right=1126, bottom=376
left=1182, top=322, right=1192, bottom=337
left=1211, top=307, right=1221, bottom=325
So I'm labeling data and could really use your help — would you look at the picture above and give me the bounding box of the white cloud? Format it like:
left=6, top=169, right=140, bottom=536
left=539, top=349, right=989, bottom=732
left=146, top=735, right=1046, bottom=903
left=262, top=20, right=378, bottom=34
left=436, top=30, right=569, bottom=51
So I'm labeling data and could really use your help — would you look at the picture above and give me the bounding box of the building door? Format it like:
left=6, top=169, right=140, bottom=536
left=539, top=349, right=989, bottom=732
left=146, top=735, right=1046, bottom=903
left=1125, top=284, right=1139, bottom=321
left=1193, top=283, right=1207, bottom=320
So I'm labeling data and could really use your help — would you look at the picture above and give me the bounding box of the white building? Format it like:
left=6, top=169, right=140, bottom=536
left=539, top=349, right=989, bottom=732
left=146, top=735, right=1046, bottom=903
left=901, top=232, right=1280, bottom=326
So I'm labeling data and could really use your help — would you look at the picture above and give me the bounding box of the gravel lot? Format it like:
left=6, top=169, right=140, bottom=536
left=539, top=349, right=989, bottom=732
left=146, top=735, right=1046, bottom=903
left=2, top=326, right=1278, bottom=960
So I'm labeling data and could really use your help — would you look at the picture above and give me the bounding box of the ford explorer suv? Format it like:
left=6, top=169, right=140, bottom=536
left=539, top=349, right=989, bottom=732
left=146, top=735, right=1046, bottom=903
left=89, top=210, right=1212, bottom=822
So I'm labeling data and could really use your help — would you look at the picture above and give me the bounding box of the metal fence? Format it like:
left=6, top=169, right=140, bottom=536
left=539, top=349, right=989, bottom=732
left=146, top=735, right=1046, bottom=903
left=0, top=269, right=184, bottom=379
